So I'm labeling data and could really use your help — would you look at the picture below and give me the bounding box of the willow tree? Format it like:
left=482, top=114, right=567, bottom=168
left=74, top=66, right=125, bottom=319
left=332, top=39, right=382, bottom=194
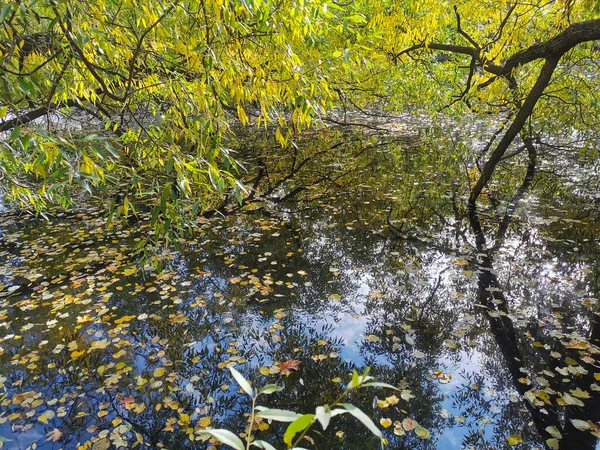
left=358, top=0, right=600, bottom=228
left=0, top=0, right=363, bottom=241
left=1, top=0, right=599, bottom=244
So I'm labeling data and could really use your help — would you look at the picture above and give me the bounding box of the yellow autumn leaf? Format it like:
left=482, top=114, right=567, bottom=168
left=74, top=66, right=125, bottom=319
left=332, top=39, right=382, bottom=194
left=380, top=418, right=392, bottom=428
left=386, top=395, right=399, bottom=405
left=569, top=388, right=590, bottom=399
left=178, top=413, right=190, bottom=426
left=38, top=410, right=55, bottom=424
left=90, top=340, right=110, bottom=350
left=71, top=350, right=85, bottom=360
left=153, top=367, right=167, bottom=377
left=507, top=434, right=523, bottom=445
left=198, top=416, right=211, bottom=428
left=377, top=399, right=389, bottom=409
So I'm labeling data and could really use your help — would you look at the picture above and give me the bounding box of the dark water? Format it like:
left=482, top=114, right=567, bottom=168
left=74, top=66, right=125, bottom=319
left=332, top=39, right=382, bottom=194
left=1, top=128, right=599, bottom=449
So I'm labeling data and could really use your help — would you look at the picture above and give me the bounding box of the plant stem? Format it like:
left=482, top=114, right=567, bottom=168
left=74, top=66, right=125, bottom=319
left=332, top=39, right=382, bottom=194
left=290, top=387, right=353, bottom=448
left=246, top=395, right=257, bottom=450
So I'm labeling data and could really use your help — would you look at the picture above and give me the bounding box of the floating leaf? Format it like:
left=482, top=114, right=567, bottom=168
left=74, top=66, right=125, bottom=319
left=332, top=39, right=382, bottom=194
left=280, top=359, right=301, bottom=373
left=570, top=419, right=591, bottom=431
left=380, top=418, right=392, bottom=428
left=545, top=426, right=562, bottom=440
left=153, top=367, right=166, bottom=378
left=507, top=434, right=523, bottom=445
left=259, top=384, right=284, bottom=395
left=414, top=426, right=431, bottom=439
left=546, top=438, right=560, bottom=450
left=402, top=418, right=418, bottom=431
left=45, top=428, right=63, bottom=442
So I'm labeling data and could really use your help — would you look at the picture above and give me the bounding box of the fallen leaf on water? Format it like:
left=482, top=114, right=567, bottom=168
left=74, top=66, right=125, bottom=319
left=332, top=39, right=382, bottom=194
left=402, top=418, right=418, bottom=431
left=153, top=367, right=167, bottom=377
left=280, top=359, right=301, bottom=373
left=46, top=428, right=63, bottom=442
left=570, top=419, right=591, bottom=431
left=380, top=418, right=392, bottom=428
left=414, top=426, right=431, bottom=439
left=507, top=434, right=523, bottom=445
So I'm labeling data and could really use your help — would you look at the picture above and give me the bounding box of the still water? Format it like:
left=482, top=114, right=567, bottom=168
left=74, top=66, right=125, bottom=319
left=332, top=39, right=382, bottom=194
left=1, top=128, right=599, bottom=449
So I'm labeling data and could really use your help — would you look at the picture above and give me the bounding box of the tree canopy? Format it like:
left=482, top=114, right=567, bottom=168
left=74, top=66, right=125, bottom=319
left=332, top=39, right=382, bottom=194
left=1, top=0, right=599, bottom=243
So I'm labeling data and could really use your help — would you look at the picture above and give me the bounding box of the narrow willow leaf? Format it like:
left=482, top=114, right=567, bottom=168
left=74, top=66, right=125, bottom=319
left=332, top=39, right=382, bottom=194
left=199, top=429, right=245, bottom=450
left=340, top=403, right=382, bottom=438
left=255, top=408, right=302, bottom=422
left=251, top=440, right=278, bottom=450
left=315, top=406, right=331, bottom=430
left=229, top=367, right=253, bottom=396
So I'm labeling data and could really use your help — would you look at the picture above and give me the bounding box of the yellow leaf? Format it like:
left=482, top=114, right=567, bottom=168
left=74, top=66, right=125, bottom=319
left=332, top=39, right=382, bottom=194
left=507, top=434, right=523, bottom=445
left=38, top=410, right=55, bottom=424
left=393, top=426, right=405, bottom=436
left=153, top=367, right=166, bottom=378
left=71, top=350, right=85, bottom=360
left=90, top=340, right=109, bottom=350
left=386, top=395, right=399, bottom=405
left=414, top=426, right=431, bottom=439
left=198, top=416, right=211, bottom=428
left=380, top=418, right=392, bottom=428
left=569, top=388, right=590, bottom=399
left=178, top=413, right=190, bottom=426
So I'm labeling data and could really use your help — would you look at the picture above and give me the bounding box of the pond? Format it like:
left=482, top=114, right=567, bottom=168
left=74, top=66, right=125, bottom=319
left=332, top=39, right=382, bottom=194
left=1, top=125, right=599, bottom=450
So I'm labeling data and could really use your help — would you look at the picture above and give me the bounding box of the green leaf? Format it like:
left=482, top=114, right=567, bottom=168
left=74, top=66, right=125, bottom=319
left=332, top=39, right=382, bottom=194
left=350, top=369, right=359, bottom=388
left=283, top=414, right=314, bottom=446
left=259, top=384, right=284, bottom=395
left=255, top=408, right=302, bottom=422
left=199, top=429, right=245, bottom=450
left=0, top=4, right=13, bottom=23
left=340, top=403, right=382, bottom=438
left=251, top=440, right=278, bottom=450
left=315, top=406, right=331, bottom=430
